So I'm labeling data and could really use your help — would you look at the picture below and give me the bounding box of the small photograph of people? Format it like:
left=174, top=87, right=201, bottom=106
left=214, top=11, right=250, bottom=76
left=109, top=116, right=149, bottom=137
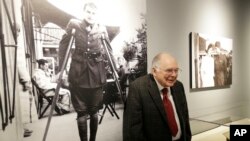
left=191, top=32, right=232, bottom=89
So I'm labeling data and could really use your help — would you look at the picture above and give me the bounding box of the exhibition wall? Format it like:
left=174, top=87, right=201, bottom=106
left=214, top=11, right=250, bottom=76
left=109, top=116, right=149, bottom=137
left=2, top=0, right=250, bottom=140
left=147, top=0, right=250, bottom=121
left=239, top=0, right=250, bottom=101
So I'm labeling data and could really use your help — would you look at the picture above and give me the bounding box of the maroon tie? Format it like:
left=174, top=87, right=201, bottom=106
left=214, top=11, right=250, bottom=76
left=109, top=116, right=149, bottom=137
left=162, top=88, right=178, bottom=136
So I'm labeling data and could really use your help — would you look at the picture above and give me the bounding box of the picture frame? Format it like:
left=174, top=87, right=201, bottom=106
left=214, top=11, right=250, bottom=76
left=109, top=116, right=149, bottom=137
left=190, top=32, right=233, bottom=89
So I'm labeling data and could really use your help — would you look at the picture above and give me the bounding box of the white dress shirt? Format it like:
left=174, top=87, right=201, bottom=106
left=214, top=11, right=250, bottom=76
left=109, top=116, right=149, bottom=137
left=155, top=79, right=182, bottom=140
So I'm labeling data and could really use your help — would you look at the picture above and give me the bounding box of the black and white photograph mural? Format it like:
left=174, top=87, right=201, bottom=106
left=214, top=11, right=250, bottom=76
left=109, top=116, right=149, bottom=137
left=0, top=0, right=146, bottom=141
left=191, top=32, right=232, bottom=89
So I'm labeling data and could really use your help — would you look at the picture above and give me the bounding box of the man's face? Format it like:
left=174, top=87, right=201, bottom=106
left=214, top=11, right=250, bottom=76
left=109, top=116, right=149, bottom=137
left=152, top=58, right=179, bottom=87
left=83, top=5, right=97, bottom=25
left=41, top=63, right=49, bottom=71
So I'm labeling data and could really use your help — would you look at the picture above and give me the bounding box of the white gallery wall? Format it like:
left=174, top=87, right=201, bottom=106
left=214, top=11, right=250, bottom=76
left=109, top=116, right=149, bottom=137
left=239, top=1, right=250, bottom=103
left=146, top=0, right=250, bottom=120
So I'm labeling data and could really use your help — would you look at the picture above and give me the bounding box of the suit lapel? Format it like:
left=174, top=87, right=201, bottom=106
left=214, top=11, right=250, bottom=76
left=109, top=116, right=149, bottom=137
left=171, top=85, right=184, bottom=129
left=147, top=76, right=185, bottom=126
left=147, top=74, right=168, bottom=123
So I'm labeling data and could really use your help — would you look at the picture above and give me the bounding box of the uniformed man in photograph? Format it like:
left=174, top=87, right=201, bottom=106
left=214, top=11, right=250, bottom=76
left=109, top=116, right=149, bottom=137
left=58, top=2, right=116, bottom=141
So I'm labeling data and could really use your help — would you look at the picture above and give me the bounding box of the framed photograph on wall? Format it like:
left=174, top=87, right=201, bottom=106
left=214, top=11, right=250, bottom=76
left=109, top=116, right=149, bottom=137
left=20, top=0, right=147, bottom=141
left=190, top=32, right=233, bottom=89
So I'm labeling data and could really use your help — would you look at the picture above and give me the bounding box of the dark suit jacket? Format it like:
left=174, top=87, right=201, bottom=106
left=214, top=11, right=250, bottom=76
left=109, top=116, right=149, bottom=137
left=123, top=74, right=191, bottom=141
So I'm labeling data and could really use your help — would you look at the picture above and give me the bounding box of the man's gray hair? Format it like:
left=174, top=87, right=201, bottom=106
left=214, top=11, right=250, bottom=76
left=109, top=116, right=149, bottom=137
left=151, top=52, right=175, bottom=69
left=151, top=54, right=162, bottom=69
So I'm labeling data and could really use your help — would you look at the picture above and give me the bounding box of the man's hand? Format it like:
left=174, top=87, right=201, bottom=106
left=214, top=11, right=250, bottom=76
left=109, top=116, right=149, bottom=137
left=22, top=81, right=32, bottom=91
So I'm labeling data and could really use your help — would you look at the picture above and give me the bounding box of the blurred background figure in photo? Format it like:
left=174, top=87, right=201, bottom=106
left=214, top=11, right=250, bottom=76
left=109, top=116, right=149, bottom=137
left=15, top=22, right=37, bottom=138
left=33, top=59, right=71, bottom=114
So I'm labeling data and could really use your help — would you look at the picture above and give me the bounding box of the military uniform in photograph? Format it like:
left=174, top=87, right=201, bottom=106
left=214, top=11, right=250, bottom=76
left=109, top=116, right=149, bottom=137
left=59, top=18, right=116, bottom=141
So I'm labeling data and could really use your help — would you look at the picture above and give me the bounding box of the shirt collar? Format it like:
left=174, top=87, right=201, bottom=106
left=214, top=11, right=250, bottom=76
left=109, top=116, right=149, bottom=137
left=153, top=76, right=170, bottom=94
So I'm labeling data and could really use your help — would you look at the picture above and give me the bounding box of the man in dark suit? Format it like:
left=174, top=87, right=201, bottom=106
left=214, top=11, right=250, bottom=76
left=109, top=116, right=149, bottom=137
left=123, top=52, right=191, bottom=141
left=59, top=2, right=116, bottom=141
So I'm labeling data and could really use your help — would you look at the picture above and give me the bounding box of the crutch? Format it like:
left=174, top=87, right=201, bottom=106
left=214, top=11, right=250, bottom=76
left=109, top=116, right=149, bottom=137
left=100, top=35, right=125, bottom=103
left=43, top=29, right=75, bottom=141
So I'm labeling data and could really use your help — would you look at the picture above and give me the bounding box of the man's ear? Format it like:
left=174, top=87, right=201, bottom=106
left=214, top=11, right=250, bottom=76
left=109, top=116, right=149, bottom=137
left=151, top=68, right=156, bottom=76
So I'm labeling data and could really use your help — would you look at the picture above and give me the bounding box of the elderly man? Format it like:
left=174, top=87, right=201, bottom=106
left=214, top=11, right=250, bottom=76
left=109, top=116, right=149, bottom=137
left=123, top=52, right=192, bottom=141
